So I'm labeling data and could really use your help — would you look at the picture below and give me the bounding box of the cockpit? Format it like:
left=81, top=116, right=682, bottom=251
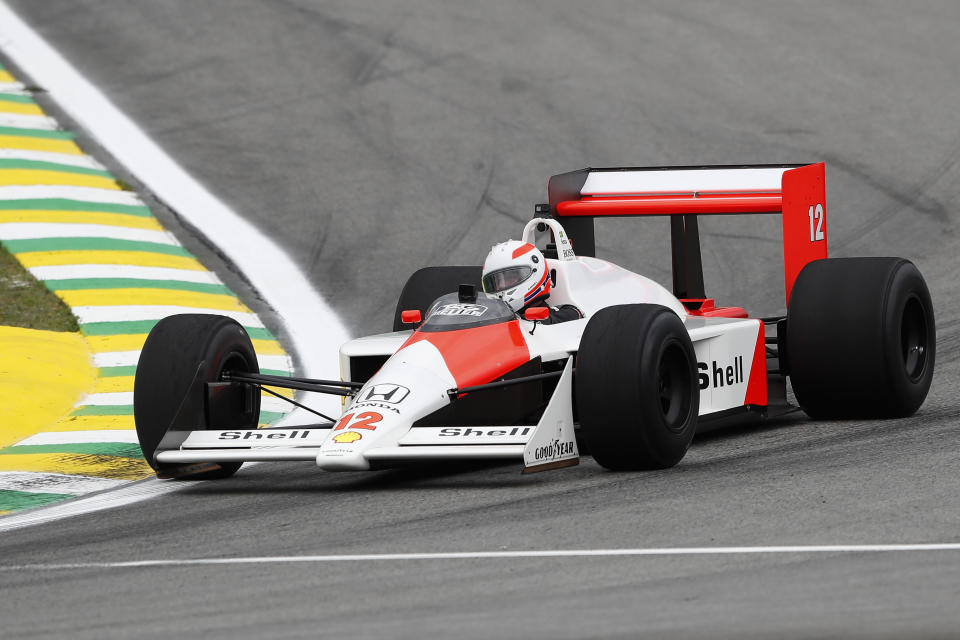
left=418, top=292, right=516, bottom=333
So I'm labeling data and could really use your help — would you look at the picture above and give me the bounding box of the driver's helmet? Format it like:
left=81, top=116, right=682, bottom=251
left=481, top=240, right=550, bottom=312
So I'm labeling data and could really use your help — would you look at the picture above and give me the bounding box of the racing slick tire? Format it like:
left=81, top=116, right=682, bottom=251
left=134, top=314, right=260, bottom=479
left=787, top=257, right=935, bottom=419
left=392, top=266, right=482, bottom=331
left=576, top=304, right=699, bottom=470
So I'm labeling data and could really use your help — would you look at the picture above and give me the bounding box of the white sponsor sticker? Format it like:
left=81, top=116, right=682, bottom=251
left=522, top=357, right=579, bottom=470
left=357, top=383, right=410, bottom=404
left=433, top=303, right=487, bottom=317
left=400, top=426, right=534, bottom=446
left=181, top=429, right=327, bottom=448
left=691, top=319, right=761, bottom=415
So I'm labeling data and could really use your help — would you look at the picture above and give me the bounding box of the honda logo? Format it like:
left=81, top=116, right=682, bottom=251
left=360, top=383, right=410, bottom=404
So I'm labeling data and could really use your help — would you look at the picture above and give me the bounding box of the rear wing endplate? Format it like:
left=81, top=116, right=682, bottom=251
left=542, top=163, right=827, bottom=306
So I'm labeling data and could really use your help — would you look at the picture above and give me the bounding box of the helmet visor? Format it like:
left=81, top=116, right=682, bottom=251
left=482, top=266, right=533, bottom=293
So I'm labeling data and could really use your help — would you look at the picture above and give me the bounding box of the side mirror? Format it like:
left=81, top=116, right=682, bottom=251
left=401, top=309, right=422, bottom=325
left=524, top=307, right=549, bottom=322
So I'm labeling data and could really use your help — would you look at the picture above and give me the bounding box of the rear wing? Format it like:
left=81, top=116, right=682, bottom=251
left=538, top=163, right=826, bottom=306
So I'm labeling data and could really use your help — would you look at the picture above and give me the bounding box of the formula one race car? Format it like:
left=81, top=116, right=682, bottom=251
left=134, top=163, right=936, bottom=478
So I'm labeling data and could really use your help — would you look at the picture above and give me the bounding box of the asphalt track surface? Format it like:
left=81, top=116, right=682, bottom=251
left=3, top=1, right=960, bottom=637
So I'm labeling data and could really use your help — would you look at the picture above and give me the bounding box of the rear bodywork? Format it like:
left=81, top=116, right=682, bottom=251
left=152, top=163, right=828, bottom=473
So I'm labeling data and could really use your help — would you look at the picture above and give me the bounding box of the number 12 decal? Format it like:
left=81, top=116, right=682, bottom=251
left=808, top=203, right=825, bottom=242
left=334, top=411, right=382, bottom=431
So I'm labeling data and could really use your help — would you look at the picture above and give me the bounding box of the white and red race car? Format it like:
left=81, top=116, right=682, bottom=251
left=134, top=163, right=936, bottom=478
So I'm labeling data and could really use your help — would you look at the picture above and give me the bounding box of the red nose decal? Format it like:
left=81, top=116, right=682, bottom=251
left=400, top=322, right=530, bottom=388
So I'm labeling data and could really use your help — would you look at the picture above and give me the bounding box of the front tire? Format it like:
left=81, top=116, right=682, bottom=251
left=134, top=314, right=260, bottom=479
left=576, top=304, right=699, bottom=470
left=787, top=257, right=935, bottom=419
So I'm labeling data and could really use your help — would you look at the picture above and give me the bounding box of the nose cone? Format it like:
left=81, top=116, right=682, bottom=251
left=316, top=434, right=370, bottom=470
left=315, top=340, right=457, bottom=470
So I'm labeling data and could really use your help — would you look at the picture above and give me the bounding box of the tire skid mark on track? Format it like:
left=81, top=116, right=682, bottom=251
left=0, top=59, right=293, bottom=516
left=826, top=142, right=960, bottom=250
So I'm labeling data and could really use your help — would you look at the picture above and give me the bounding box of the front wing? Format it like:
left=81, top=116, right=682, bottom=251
left=153, top=358, right=579, bottom=473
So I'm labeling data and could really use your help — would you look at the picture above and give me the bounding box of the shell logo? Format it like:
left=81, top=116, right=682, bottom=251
left=332, top=431, right=362, bottom=444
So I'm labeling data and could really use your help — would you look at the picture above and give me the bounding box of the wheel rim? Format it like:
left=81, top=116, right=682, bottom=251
left=900, top=295, right=928, bottom=382
left=656, top=341, right=693, bottom=433
left=219, top=351, right=255, bottom=381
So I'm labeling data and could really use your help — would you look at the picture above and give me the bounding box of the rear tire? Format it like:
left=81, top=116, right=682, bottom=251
left=787, top=257, right=935, bottom=419
left=134, top=314, right=260, bottom=479
left=576, top=304, right=699, bottom=470
left=392, top=266, right=482, bottom=331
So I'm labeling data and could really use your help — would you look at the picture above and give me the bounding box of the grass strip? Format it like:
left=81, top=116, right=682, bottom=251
left=98, top=366, right=138, bottom=377
left=0, top=243, right=78, bottom=331
left=81, top=319, right=273, bottom=340
left=0, top=93, right=36, bottom=104
left=0, top=158, right=113, bottom=177
left=0, top=442, right=142, bottom=458
left=47, top=278, right=230, bottom=295
left=0, top=489, right=73, bottom=512
left=0, top=199, right=153, bottom=216
left=4, top=237, right=191, bottom=256
left=0, top=125, right=73, bottom=140
left=260, top=369, right=292, bottom=377
left=70, top=405, right=133, bottom=417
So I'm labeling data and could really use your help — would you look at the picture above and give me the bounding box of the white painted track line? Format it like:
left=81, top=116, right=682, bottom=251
left=74, top=392, right=133, bottom=406
left=0, top=472, right=127, bottom=495
left=0, top=184, right=143, bottom=204
left=0, top=111, right=57, bottom=129
left=72, top=306, right=265, bottom=326
left=0, top=222, right=179, bottom=244
left=29, top=265, right=224, bottom=283
left=0, top=476, right=207, bottom=533
left=0, top=148, right=106, bottom=169
left=5, top=543, right=960, bottom=570
left=16, top=430, right=140, bottom=445
left=91, top=350, right=291, bottom=370
left=90, top=350, right=150, bottom=367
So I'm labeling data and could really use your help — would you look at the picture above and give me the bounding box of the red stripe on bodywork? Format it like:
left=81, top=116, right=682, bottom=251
left=743, top=320, right=768, bottom=406
left=557, top=194, right=783, bottom=217
left=400, top=321, right=530, bottom=389
left=511, top=243, right=535, bottom=259
left=680, top=299, right=748, bottom=318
